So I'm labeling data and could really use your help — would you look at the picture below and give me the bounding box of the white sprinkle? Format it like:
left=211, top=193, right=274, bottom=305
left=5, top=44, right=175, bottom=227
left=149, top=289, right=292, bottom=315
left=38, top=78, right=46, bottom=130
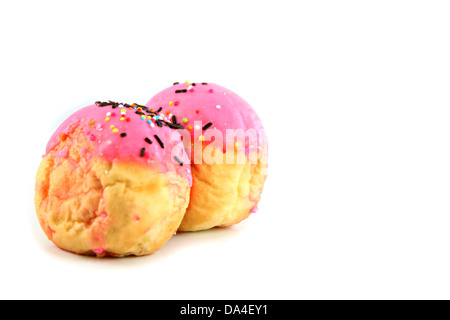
left=216, top=105, right=221, bottom=109
left=106, top=112, right=111, bottom=116
left=105, top=171, right=108, bottom=174
left=150, top=123, right=155, bottom=127
left=194, top=125, right=200, bottom=130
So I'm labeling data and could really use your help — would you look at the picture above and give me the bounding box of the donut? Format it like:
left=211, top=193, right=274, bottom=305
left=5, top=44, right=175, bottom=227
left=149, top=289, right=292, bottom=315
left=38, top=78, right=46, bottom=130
left=34, top=101, right=192, bottom=256
left=146, top=82, right=268, bottom=231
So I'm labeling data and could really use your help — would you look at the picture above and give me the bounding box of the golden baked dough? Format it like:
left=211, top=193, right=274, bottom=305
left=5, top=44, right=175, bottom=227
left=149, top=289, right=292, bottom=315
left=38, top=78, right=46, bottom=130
left=178, top=146, right=267, bottom=231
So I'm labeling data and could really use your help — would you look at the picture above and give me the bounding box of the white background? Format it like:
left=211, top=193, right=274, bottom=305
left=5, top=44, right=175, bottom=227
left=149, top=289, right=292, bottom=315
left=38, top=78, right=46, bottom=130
left=0, top=0, right=449, bottom=300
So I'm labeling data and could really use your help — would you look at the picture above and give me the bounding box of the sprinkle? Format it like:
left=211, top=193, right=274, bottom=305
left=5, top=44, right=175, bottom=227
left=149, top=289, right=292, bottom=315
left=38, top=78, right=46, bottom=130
left=169, top=101, right=173, bottom=105
left=112, top=128, right=118, bottom=133
left=199, top=135, right=205, bottom=141
left=90, top=135, right=95, bottom=141
left=175, top=89, right=187, bottom=93
left=195, top=110, right=200, bottom=114
left=172, top=115, right=178, bottom=124
left=105, top=117, right=110, bottom=121
left=194, top=125, right=200, bottom=130
left=144, top=137, right=152, bottom=144
left=174, top=101, right=180, bottom=106
left=216, top=105, right=221, bottom=109
left=126, top=118, right=131, bottom=122
left=89, top=120, right=95, bottom=126
left=120, top=117, right=125, bottom=121
left=110, top=125, right=115, bottom=129
left=174, top=156, right=183, bottom=166
left=154, top=135, right=164, bottom=148
left=202, top=82, right=208, bottom=85
left=156, top=107, right=162, bottom=112
left=106, top=112, right=111, bottom=116
left=192, top=83, right=196, bottom=86
left=209, top=89, right=214, bottom=93
left=182, top=118, right=188, bottom=124
left=120, top=133, right=127, bottom=137
left=173, top=82, right=180, bottom=85
left=202, top=122, right=212, bottom=130
left=60, top=133, right=67, bottom=142
left=187, top=125, right=193, bottom=130
left=139, top=147, right=146, bottom=157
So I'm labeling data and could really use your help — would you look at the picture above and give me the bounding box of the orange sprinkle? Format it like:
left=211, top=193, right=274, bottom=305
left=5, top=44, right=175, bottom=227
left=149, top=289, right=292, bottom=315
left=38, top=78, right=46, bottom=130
left=187, top=125, right=193, bottom=130
left=60, top=133, right=67, bottom=142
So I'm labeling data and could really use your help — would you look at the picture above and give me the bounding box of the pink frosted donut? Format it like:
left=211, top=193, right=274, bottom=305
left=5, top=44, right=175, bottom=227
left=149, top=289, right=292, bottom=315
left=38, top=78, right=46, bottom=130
left=35, top=101, right=191, bottom=256
left=147, top=82, right=268, bottom=231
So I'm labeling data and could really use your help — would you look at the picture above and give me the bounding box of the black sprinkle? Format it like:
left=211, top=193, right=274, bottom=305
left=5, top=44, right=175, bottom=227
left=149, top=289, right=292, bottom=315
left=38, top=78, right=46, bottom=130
left=174, top=156, right=183, bottom=166
left=201, top=82, right=208, bottom=85
left=139, top=148, right=146, bottom=157
left=166, top=122, right=185, bottom=130
left=135, top=111, right=145, bottom=115
left=144, top=137, right=152, bottom=144
left=202, top=122, right=213, bottom=130
left=175, top=89, right=187, bottom=93
left=120, top=133, right=127, bottom=137
left=156, top=107, right=162, bottom=113
left=154, top=135, right=164, bottom=148
left=155, top=120, right=164, bottom=127
left=173, top=82, right=180, bottom=85
left=192, top=83, right=196, bottom=86
left=172, top=115, right=178, bottom=124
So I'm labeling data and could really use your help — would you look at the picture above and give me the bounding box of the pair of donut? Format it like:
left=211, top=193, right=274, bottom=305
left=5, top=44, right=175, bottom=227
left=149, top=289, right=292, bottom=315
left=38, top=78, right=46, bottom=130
left=34, top=82, right=268, bottom=256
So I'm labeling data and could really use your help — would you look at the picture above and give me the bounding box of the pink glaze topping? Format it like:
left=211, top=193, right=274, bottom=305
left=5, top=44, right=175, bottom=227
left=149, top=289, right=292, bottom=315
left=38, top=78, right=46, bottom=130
left=146, top=82, right=267, bottom=155
left=45, top=102, right=192, bottom=185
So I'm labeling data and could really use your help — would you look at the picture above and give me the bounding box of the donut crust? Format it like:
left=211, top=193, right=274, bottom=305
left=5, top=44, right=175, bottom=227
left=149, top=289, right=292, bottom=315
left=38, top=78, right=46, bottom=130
left=35, top=127, right=190, bottom=256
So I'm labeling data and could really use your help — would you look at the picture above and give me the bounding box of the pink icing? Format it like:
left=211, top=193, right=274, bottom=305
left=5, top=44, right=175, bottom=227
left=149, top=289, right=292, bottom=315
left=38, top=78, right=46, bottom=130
left=250, top=206, right=258, bottom=214
left=93, top=248, right=104, bottom=254
left=146, top=83, right=268, bottom=155
left=45, top=103, right=192, bottom=185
